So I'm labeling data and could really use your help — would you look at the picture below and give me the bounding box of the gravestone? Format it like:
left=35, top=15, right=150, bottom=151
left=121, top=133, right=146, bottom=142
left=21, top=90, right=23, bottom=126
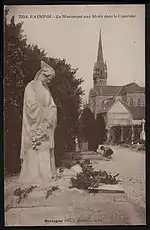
left=80, top=141, right=88, bottom=151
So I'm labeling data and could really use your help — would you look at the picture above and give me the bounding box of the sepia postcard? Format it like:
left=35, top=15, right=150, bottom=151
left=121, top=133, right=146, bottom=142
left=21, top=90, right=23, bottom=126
left=4, top=4, right=146, bottom=226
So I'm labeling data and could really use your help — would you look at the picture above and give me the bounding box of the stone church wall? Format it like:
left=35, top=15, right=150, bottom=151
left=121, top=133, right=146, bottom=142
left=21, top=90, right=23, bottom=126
left=126, top=92, right=145, bottom=106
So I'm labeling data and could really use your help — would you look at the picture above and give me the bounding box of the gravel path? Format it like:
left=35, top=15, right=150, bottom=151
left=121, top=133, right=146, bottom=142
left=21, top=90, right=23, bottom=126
left=91, top=145, right=145, bottom=208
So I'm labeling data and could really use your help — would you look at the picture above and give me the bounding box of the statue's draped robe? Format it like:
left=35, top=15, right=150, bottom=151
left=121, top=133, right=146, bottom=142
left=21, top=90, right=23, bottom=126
left=19, top=80, right=57, bottom=185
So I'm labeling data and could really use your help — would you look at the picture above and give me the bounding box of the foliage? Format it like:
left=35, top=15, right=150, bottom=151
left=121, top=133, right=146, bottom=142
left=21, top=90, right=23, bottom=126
left=45, top=186, right=59, bottom=199
left=13, top=185, right=59, bottom=203
left=4, top=9, right=28, bottom=173
left=4, top=10, right=84, bottom=173
left=79, top=108, right=96, bottom=151
left=95, top=113, right=107, bottom=144
left=79, top=109, right=107, bottom=151
left=138, top=144, right=145, bottom=151
left=133, top=125, right=142, bottom=143
left=13, top=185, right=37, bottom=204
left=32, top=128, right=49, bottom=150
left=49, top=59, right=84, bottom=157
left=70, top=160, right=119, bottom=190
left=79, top=108, right=95, bottom=141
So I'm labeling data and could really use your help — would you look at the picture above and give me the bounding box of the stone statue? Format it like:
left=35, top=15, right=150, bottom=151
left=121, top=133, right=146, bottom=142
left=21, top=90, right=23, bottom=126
left=18, top=61, right=57, bottom=186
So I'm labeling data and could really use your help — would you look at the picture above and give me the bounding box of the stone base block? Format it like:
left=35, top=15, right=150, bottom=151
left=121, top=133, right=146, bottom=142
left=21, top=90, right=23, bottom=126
left=88, top=184, right=125, bottom=193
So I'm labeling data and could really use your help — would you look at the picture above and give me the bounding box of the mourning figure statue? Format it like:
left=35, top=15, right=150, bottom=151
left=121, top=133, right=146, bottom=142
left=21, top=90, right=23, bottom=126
left=19, top=61, right=57, bottom=186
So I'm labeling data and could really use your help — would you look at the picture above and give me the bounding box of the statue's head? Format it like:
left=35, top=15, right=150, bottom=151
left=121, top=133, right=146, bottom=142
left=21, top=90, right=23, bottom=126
left=35, top=61, right=55, bottom=84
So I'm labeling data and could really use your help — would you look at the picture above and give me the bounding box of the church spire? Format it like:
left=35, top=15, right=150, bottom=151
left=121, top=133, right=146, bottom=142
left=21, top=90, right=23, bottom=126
left=97, top=29, right=104, bottom=64
left=93, top=29, right=107, bottom=88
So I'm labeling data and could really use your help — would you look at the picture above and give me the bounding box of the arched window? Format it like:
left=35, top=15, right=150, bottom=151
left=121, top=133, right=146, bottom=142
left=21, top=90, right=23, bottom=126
left=138, top=98, right=141, bottom=106
left=130, top=99, right=133, bottom=106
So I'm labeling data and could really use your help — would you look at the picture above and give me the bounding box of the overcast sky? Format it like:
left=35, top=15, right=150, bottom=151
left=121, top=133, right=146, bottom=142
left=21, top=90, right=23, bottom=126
left=6, top=5, right=145, bottom=101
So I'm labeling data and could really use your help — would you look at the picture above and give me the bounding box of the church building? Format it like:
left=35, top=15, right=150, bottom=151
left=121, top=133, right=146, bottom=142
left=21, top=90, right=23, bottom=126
left=88, top=29, right=145, bottom=143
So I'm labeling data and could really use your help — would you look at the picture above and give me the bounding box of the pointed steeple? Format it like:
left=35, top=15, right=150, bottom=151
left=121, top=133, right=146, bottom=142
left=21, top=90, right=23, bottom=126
left=104, top=61, right=107, bottom=70
left=97, top=29, right=104, bottom=64
left=93, top=29, right=107, bottom=88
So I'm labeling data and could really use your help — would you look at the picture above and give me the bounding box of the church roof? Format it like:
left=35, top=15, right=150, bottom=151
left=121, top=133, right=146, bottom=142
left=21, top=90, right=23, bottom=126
left=98, top=97, right=116, bottom=113
left=100, top=85, right=122, bottom=96
left=97, top=98, right=133, bottom=114
left=98, top=98, right=145, bottom=121
left=127, top=106, right=145, bottom=120
left=139, top=87, right=145, bottom=93
left=89, top=83, right=145, bottom=97
left=89, top=85, right=122, bottom=97
left=119, top=83, right=145, bottom=95
left=97, top=97, right=145, bottom=120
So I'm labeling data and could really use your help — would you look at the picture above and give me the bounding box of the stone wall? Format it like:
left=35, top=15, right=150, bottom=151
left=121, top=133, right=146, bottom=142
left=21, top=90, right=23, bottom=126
left=126, top=92, right=145, bottom=106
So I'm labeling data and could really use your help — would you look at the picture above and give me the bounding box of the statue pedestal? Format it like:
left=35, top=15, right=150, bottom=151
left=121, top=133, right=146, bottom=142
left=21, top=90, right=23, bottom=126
left=29, top=187, right=45, bottom=199
left=88, top=183, right=124, bottom=193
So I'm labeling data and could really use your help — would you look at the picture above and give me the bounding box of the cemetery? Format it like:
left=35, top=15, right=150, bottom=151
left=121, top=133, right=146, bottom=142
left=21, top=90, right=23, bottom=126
left=4, top=7, right=146, bottom=226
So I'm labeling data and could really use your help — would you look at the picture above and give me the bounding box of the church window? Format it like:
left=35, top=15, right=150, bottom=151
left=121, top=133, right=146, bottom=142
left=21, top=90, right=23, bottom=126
left=138, top=98, right=141, bottom=106
left=130, top=99, right=133, bottom=106
left=94, top=78, right=96, bottom=85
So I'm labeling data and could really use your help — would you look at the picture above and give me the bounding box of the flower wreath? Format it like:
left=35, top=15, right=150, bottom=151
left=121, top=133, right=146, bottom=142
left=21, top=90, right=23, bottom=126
left=32, top=125, right=49, bottom=150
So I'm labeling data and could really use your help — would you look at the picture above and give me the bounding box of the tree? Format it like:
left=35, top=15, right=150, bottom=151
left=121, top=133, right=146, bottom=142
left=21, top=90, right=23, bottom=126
left=4, top=10, right=84, bottom=173
left=4, top=9, right=28, bottom=173
left=79, top=108, right=96, bottom=151
left=95, top=113, right=107, bottom=145
left=49, top=59, right=84, bottom=161
left=79, top=109, right=107, bottom=151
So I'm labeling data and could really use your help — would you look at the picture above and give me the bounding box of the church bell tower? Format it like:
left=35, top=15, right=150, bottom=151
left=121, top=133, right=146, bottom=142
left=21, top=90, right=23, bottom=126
left=93, top=29, right=107, bottom=88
